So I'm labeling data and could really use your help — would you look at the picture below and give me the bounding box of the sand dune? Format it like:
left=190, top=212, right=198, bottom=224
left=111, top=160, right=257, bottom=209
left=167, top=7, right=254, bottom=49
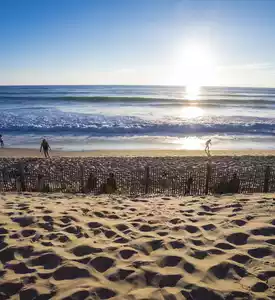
left=0, top=193, right=274, bottom=299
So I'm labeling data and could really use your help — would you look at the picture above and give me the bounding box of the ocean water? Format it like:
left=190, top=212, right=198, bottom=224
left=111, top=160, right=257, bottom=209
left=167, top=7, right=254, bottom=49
left=1, top=85, right=275, bottom=151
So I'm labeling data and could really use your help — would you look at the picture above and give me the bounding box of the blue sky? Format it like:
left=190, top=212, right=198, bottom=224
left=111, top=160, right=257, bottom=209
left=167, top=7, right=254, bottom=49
left=1, top=0, right=275, bottom=86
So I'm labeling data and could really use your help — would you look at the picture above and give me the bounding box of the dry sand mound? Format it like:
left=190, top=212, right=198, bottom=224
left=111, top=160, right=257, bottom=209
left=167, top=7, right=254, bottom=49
left=0, top=193, right=274, bottom=299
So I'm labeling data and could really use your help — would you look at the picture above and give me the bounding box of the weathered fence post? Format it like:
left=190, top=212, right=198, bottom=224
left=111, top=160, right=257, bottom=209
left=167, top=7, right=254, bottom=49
left=19, top=163, right=26, bottom=192
left=264, top=166, right=271, bottom=193
left=205, top=163, right=211, bottom=195
left=0, top=170, right=3, bottom=192
left=80, top=165, right=85, bottom=193
left=145, top=166, right=150, bottom=194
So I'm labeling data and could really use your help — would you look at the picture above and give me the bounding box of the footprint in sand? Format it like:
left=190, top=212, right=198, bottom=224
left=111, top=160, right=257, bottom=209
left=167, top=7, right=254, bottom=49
left=71, top=245, right=102, bottom=256
left=248, top=247, right=272, bottom=259
left=12, top=216, right=35, bottom=227
left=89, top=256, right=115, bottom=272
left=226, top=232, right=249, bottom=245
left=53, top=264, right=90, bottom=280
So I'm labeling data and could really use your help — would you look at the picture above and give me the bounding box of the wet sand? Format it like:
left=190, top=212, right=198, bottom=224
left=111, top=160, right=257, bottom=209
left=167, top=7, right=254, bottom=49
left=1, top=148, right=275, bottom=158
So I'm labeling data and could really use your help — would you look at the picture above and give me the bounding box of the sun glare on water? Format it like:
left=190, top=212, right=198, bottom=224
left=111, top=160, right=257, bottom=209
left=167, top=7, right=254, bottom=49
left=181, top=106, right=203, bottom=119
left=173, top=137, right=203, bottom=150
left=185, top=84, right=201, bottom=101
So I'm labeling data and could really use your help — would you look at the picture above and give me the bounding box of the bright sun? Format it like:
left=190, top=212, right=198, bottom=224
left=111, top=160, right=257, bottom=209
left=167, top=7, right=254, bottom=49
left=174, top=42, right=216, bottom=96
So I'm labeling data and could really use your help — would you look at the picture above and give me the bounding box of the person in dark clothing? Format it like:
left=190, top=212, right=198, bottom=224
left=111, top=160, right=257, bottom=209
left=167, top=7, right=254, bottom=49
left=85, top=173, right=98, bottom=193
left=36, top=174, right=49, bottom=192
left=185, top=176, right=193, bottom=195
left=228, top=173, right=240, bottom=193
left=40, top=139, right=51, bottom=158
left=214, top=176, right=228, bottom=194
left=0, top=135, right=4, bottom=148
left=160, top=171, right=171, bottom=191
left=106, top=172, right=117, bottom=194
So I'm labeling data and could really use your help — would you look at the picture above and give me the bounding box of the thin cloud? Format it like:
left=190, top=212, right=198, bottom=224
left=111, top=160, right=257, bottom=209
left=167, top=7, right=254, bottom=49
left=218, top=63, right=274, bottom=71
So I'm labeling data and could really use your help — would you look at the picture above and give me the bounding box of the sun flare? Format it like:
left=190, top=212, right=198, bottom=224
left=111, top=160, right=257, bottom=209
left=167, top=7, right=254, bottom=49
left=174, top=42, right=216, bottom=94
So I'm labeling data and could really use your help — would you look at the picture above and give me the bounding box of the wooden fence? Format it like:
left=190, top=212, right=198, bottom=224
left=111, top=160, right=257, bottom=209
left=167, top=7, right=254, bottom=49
left=0, top=160, right=274, bottom=195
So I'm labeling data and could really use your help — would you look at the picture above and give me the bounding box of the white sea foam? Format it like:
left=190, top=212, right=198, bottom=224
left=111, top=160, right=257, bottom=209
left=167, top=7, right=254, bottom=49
left=1, top=85, right=275, bottom=150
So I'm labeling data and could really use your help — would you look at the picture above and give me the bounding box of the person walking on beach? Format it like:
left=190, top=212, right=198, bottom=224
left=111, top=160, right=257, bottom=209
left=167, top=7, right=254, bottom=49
left=205, top=139, right=212, bottom=157
left=40, top=138, right=51, bottom=158
left=0, top=135, right=4, bottom=148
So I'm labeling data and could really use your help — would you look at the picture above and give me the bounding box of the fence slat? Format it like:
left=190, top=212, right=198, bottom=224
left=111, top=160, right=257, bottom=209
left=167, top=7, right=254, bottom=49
left=144, top=166, right=150, bottom=194
left=80, top=165, right=85, bottom=193
left=264, top=166, right=271, bottom=193
left=205, top=163, right=211, bottom=195
left=19, top=163, right=26, bottom=192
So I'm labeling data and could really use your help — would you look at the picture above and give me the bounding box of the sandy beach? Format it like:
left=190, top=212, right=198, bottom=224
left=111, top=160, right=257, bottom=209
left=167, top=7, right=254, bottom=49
left=3, top=0, right=275, bottom=298
left=0, top=193, right=274, bottom=299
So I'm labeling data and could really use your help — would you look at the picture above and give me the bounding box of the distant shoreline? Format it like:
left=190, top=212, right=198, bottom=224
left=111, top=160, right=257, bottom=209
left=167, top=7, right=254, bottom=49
left=1, top=147, right=275, bottom=158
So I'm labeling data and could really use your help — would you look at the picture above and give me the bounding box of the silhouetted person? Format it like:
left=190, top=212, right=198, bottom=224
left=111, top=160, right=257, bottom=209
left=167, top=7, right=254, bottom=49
left=103, top=172, right=117, bottom=194
left=0, top=135, right=4, bottom=148
left=228, top=173, right=240, bottom=193
left=36, top=174, right=47, bottom=192
left=40, top=139, right=51, bottom=158
left=16, top=175, right=22, bottom=192
left=214, top=176, right=228, bottom=194
left=160, top=172, right=170, bottom=190
left=85, top=173, right=97, bottom=192
left=205, top=139, right=212, bottom=157
left=185, top=176, right=193, bottom=195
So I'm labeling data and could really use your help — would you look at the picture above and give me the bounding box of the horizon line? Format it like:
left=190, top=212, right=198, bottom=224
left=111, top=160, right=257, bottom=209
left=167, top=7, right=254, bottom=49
left=1, top=84, right=275, bottom=89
